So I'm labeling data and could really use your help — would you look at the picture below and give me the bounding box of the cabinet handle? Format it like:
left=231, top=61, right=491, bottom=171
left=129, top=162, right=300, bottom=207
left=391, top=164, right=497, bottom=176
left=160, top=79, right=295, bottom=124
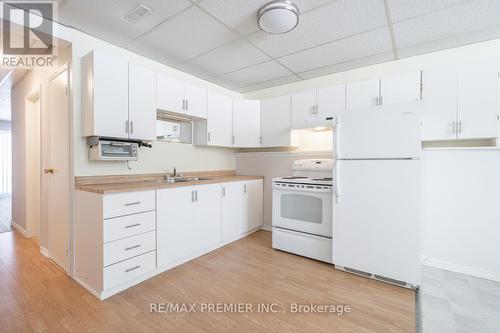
left=125, top=120, right=129, bottom=134
left=130, top=121, right=134, bottom=134
left=186, top=99, right=189, bottom=110
left=311, top=105, right=315, bottom=115
left=222, top=187, right=226, bottom=197
left=125, top=201, right=141, bottom=206
left=379, top=96, right=383, bottom=106
left=191, top=190, right=195, bottom=202
left=232, top=135, right=235, bottom=145
left=182, top=99, right=185, bottom=110
left=208, top=132, right=211, bottom=142
left=125, top=244, right=141, bottom=251
left=244, top=184, right=247, bottom=193
left=374, top=96, right=379, bottom=106
left=458, top=121, right=462, bottom=134
left=452, top=121, right=456, bottom=134
left=195, top=190, right=198, bottom=202
left=125, top=265, right=141, bottom=273
left=125, top=223, right=141, bottom=229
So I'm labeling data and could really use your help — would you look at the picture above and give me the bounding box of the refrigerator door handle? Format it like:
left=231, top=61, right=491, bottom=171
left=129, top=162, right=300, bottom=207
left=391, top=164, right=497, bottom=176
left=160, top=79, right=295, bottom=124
left=334, top=117, right=341, bottom=159
left=335, top=160, right=341, bottom=203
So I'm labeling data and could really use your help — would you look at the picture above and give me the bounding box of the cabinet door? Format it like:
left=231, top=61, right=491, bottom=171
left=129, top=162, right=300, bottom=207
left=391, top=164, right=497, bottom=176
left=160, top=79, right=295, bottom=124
left=185, top=84, right=207, bottom=119
left=207, top=92, right=233, bottom=146
left=156, top=73, right=185, bottom=114
left=233, top=99, right=261, bottom=147
left=346, top=78, right=380, bottom=110
left=193, top=184, right=222, bottom=251
left=291, top=89, right=317, bottom=126
left=380, top=72, right=421, bottom=106
left=317, top=85, right=346, bottom=120
left=88, top=52, right=129, bottom=138
left=157, top=186, right=195, bottom=268
left=128, top=64, right=157, bottom=141
left=260, top=95, right=292, bottom=147
left=458, top=59, right=499, bottom=139
left=221, top=182, right=244, bottom=241
left=242, top=180, right=263, bottom=233
left=421, top=65, right=458, bottom=141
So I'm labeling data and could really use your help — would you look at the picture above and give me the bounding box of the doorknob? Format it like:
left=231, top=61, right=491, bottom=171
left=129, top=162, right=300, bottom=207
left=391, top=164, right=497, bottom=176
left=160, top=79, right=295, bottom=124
left=44, top=168, right=54, bottom=174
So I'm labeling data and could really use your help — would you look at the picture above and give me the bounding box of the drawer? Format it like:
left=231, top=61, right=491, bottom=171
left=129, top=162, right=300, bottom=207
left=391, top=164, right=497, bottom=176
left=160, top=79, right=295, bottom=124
left=104, top=211, right=156, bottom=243
left=104, top=231, right=156, bottom=266
left=272, top=227, right=332, bottom=263
left=103, top=190, right=155, bottom=219
left=103, top=251, right=156, bottom=291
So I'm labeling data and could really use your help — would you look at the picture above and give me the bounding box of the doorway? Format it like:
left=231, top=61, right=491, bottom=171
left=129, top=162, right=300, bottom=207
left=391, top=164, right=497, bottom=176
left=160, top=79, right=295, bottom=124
left=0, top=72, right=12, bottom=234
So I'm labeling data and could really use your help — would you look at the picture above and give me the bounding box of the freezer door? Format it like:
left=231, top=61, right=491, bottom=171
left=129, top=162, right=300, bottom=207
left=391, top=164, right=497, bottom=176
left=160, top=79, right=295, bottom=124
left=333, top=159, right=420, bottom=286
left=334, top=102, right=422, bottom=159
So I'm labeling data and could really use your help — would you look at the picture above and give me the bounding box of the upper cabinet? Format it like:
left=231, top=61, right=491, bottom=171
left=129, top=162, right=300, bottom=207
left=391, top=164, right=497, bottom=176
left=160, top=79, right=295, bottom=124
left=422, top=60, right=499, bottom=141
left=261, top=95, right=294, bottom=147
left=232, top=99, right=261, bottom=147
left=156, top=73, right=207, bottom=119
left=346, top=72, right=421, bottom=110
left=82, top=51, right=129, bottom=139
left=82, top=51, right=156, bottom=141
left=206, top=92, right=233, bottom=146
left=346, top=78, right=380, bottom=109
left=291, top=85, right=345, bottom=128
left=128, top=64, right=156, bottom=141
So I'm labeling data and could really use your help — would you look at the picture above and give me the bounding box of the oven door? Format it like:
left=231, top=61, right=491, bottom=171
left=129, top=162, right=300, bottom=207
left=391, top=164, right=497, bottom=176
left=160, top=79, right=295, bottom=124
left=272, top=185, right=332, bottom=237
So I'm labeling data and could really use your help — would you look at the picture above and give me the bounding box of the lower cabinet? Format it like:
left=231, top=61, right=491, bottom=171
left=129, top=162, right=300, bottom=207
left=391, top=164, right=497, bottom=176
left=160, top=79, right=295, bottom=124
left=222, top=180, right=263, bottom=241
left=157, top=183, right=222, bottom=268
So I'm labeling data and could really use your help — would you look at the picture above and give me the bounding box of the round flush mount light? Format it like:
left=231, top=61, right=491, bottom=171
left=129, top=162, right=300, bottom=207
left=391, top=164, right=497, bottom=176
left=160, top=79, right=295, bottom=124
left=257, top=1, right=300, bottom=34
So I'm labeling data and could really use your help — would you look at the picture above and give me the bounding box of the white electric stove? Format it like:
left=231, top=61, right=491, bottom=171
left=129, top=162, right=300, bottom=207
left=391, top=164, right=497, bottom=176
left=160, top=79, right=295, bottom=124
left=272, top=159, right=333, bottom=263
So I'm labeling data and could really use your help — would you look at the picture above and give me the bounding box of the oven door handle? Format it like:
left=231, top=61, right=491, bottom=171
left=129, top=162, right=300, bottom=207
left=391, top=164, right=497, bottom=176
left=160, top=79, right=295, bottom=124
left=335, top=160, right=341, bottom=203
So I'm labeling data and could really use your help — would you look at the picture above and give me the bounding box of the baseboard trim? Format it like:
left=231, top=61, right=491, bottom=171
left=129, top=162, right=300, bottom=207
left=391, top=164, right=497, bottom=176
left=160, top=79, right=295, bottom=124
left=260, top=225, right=272, bottom=232
left=422, top=256, right=500, bottom=282
left=11, top=221, right=31, bottom=238
left=40, top=247, right=49, bottom=258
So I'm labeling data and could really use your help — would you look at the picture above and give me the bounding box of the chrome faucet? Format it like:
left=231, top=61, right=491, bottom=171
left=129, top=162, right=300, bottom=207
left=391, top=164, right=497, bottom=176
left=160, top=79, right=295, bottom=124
left=172, top=167, right=177, bottom=177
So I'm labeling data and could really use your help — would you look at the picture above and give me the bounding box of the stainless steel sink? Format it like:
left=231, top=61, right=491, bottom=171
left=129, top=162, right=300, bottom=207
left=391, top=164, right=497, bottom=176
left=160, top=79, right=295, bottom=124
left=148, top=177, right=212, bottom=184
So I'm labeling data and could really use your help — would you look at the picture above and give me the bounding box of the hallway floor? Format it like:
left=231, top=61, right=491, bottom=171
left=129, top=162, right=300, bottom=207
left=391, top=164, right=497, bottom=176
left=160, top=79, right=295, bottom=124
left=0, top=196, right=11, bottom=233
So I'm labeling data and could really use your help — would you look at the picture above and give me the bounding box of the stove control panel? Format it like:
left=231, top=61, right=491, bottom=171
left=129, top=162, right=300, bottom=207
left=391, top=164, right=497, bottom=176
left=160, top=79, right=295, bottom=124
left=293, top=159, right=333, bottom=171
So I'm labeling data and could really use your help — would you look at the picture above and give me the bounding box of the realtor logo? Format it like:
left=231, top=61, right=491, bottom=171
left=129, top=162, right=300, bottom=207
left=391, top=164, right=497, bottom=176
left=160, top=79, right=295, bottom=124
left=1, top=1, right=57, bottom=68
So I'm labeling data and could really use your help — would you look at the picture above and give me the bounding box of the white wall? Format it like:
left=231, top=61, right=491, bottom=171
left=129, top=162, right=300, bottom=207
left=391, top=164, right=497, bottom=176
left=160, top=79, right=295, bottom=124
left=235, top=151, right=332, bottom=228
left=421, top=148, right=500, bottom=281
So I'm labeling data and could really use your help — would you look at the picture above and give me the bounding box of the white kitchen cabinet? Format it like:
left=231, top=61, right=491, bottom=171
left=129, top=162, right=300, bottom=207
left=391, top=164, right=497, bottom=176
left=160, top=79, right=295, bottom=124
left=380, top=71, right=421, bottom=106
left=457, top=59, right=499, bottom=139
left=422, top=65, right=458, bottom=141
left=260, top=95, right=294, bottom=147
left=184, top=84, right=207, bottom=118
left=128, top=64, right=157, bottom=141
left=157, top=184, right=222, bottom=268
left=157, top=73, right=208, bottom=119
left=346, top=78, right=380, bottom=110
left=206, top=92, right=233, bottom=146
left=232, top=99, right=261, bottom=147
left=82, top=51, right=129, bottom=138
left=156, top=73, right=185, bottom=114
left=291, top=85, right=345, bottom=127
left=422, top=59, right=499, bottom=141
left=221, top=180, right=263, bottom=241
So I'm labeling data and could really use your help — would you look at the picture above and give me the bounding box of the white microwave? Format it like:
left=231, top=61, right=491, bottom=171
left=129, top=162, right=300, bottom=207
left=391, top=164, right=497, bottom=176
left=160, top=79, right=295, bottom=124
left=89, top=139, right=138, bottom=161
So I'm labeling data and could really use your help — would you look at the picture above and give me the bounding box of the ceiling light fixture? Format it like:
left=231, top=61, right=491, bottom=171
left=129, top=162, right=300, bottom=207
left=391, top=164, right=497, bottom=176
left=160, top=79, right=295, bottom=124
left=257, top=1, right=300, bottom=34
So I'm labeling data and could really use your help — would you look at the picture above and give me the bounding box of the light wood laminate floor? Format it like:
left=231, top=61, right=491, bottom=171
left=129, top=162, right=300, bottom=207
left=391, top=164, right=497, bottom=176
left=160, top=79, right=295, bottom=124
left=0, top=230, right=415, bottom=332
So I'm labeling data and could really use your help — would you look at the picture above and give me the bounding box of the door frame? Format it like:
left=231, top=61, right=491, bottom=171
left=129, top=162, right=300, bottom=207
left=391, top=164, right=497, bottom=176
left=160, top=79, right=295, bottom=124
left=45, top=62, right=75, bottom=275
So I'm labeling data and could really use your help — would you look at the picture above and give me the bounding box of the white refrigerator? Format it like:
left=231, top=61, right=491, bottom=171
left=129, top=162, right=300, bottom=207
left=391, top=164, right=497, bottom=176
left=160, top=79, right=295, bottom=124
left=332, top=102, right=421, bottom=287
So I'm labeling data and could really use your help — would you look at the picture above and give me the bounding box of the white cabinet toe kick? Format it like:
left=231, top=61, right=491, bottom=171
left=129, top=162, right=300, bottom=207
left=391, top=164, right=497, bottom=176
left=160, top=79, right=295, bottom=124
left=75, top=179, right=263, bottom=300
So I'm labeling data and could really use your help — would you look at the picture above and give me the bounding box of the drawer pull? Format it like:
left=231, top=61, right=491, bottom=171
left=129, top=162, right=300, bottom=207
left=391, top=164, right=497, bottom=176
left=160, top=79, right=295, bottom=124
left=125, top=223, right=141, bottom=229
left=125, top=265, right=141, bottom=273
left=124, top=201, right=141, bottom=206
left=125, top=245, right=141, bottom=251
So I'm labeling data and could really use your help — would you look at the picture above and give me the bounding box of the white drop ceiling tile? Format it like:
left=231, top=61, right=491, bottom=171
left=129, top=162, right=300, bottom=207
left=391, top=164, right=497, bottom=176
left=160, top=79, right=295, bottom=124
left=397, top=26, right=500, bottom=58
left=236, top=75, right=302, bottom=93
left=179, top=39, right=271, bottom=79
left=212, top=61, right=294, bottom=89
left=127, top=6, right=239, bottom=64
left=393, top=0, right=500, bottom=49
left=387, top=0, right=470, bottom=22
left=198, top=0, right=333, bottom=35
left=298, top=52, right=395, bottom=79
left=248, top=0, right=387, bottom=58
left=58, top=0, right=191, bottom=45
left=278, top=27, right=393, bottom=73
